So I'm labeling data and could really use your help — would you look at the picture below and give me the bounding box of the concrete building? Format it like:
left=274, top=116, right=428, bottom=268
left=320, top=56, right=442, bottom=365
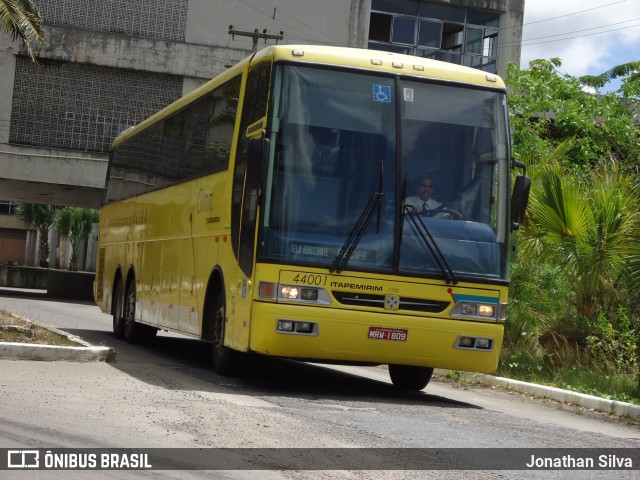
left=0, top=0, right=524, bottom=269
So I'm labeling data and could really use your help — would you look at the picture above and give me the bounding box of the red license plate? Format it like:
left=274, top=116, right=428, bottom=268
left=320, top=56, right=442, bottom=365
left=368, top=327, right=408, bottom=341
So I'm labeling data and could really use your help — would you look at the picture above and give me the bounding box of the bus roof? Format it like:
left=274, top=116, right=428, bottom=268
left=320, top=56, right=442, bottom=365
left=258, top=44, right=505, bottom=88
left=112, top=44, right=505, bottom=148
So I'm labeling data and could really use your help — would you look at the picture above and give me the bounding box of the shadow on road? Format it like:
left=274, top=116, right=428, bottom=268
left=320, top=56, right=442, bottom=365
left=1, top=287, right=480, bottom=410
left=67, top=327, right=480, bottom=410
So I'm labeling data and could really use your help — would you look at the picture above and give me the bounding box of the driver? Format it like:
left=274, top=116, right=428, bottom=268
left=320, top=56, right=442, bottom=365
left=405, top=176, right=461, bottom=219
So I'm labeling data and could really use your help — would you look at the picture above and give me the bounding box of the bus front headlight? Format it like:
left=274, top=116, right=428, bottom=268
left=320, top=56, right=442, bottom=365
left=451, top=301, right=499, bottom=320
left=258, top=282, right=330, bottom=305
left=281, top=286, right=299, bottom=299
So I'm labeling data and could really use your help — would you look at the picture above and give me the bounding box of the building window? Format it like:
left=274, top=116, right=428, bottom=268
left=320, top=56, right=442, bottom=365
left=368, top=0, right=501, bottom=74
left=369, top=12, right=392, bottom=42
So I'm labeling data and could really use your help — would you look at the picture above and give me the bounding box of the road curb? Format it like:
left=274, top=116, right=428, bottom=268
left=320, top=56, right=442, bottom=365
left=0, top=342, right=115, bottom=362
left=435, top=369, right=640, bottom=420
left=0, top=314, right=116, bottom=363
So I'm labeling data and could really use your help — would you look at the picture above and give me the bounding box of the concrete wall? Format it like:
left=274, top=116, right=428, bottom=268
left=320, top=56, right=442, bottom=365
left=185, top=0, right=367, bottom=49
left=33, top=25, right=248, bottom=80
left=0, top=265, right=48, bottom=290
left=0, top=50, right=15, bottom=145
left=0, top=144, right=108, bottom=208
left=47, top=270, right=95, bottom=301
left=0, top=265, right=95, bottom=301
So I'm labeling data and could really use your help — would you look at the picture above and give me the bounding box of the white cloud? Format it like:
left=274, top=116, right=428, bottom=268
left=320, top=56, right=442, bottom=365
left=521, top=0, right=640, bottom=77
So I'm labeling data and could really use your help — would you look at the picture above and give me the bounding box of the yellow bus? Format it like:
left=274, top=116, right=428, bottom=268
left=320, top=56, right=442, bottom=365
left=95, top=45, right=529, bottom=391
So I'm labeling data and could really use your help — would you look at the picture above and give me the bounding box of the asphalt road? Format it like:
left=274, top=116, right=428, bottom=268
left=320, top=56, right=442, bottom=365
left=0, top=288, right=638, bottom=480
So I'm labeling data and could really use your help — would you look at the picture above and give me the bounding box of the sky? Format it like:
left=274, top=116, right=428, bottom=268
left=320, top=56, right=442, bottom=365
left=520, top=0, right=640, bottom=84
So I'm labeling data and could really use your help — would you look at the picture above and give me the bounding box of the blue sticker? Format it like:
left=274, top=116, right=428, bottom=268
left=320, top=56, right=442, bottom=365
left=373, top=85, right=392, bottom=103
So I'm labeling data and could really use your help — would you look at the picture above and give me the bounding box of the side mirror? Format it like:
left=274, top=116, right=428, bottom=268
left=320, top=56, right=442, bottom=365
left=510, top=174, right=531, bottom=231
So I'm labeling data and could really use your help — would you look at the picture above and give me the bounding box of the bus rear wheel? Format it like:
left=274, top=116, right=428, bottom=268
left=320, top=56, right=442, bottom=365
left=123, top=280, right=157, bottom=344
left=389, top=365, right=434, bottom=391
left=112, top=279, right=125, bottom=339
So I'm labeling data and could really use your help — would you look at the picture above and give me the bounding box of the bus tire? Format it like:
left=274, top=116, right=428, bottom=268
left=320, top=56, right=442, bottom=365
left=112, top=278, right=125, bottom=339
left=123, top=280, right=157, bottom=344
left=207, top=293, right=241, bottom=376
left=388, top=365, right=434, bottom=391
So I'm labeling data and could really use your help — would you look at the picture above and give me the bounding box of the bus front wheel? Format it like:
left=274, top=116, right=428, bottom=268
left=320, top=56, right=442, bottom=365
left=389, top=365, right=434, bottom=391
left=208, top=293, right=242, bottom=376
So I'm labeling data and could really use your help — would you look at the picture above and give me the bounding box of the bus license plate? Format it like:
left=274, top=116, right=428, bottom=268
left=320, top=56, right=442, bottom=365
left=368, top=327, right=408, bottom=342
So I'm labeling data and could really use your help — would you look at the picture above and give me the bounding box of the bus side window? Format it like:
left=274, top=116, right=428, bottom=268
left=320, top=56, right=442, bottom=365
left=232, top=63, right=272, bottom=276
left=204, top=75, right=241, bottom=174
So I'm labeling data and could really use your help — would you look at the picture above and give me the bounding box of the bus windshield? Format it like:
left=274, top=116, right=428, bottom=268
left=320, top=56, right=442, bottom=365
left=260, top=64, right=510, bottom=281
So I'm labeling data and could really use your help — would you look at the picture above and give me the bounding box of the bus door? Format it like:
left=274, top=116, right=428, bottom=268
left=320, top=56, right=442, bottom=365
left=229, top=61, right=273, bottom=349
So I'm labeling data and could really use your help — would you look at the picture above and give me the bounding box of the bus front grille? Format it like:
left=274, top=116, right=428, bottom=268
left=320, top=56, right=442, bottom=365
left=331, top=291, right=449, bottom=313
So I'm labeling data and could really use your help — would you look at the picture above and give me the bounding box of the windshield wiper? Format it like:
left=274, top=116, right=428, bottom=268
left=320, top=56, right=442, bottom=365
left=331, top=161, right=385, bottom=274
left=399, top=175, right=457, bottom=285
left=330, top=191, right=384, bottom=274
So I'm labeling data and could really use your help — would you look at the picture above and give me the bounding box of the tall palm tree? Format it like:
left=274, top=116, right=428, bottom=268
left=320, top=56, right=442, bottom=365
left=14, top=203, right=57, bottom=267
left=54, top=207, right=99, bottom=271
left=0, top=0, right=45, bottom=61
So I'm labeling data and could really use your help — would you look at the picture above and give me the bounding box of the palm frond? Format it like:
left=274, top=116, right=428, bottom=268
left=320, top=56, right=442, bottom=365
left=0, top=0, right=45, bottom=61
left=529, top=167, right=590, bottom=245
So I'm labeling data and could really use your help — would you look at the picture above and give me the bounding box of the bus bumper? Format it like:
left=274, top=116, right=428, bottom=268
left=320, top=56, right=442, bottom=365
left=249, top=301, right=503, bottom=373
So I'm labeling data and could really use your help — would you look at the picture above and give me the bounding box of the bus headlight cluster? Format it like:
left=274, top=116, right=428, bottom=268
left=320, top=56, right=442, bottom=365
left=259, top=282, right=331, bottom=305
left=451, top=301, right=507, bottom=321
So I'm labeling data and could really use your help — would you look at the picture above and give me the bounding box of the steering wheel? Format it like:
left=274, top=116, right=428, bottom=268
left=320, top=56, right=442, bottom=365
left=423, top=206, right=463, bottom=220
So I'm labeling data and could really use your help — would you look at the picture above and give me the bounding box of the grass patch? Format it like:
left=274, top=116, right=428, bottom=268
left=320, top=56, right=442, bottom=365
left=0, top=309, right=80, bottom=347
left=499, top=351, right=640, bottom=405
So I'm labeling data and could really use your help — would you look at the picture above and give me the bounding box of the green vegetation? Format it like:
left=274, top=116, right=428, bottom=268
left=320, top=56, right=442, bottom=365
left=15, top=204, right=98, bottom=271
left=0, top=0, right=45, bottom=61
left=502, top=58, right=640, bottom=404
left=54, top=207, right=99, bottom=271
left=14, top=203, right=57, bottom=267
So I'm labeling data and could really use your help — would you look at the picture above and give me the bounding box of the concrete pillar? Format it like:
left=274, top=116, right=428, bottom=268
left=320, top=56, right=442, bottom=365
left=49, top=229, right=60, bottom=269
left=84, top=223, right=99, bottom=272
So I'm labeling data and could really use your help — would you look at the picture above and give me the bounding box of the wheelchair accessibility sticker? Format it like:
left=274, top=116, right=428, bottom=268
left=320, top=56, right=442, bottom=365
left=373, top=84, right=392, bottom=103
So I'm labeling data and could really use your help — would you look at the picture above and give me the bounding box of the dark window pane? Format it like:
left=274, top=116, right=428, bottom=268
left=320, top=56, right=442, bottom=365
left=204, top=76, right=241, bottom=173
left=416, top=47, right=439, bottom=59
left=432, top=50, right=463, bottom=65
left=484, top=28, right=499, bottom=58
left=371, top=0, right=418, bottom=16
left=463, top=55, right=497, bottom=73
left=418, top=4, right=465, bottom=23
left=418, top=20, right=442, bottom=48
left=467, top=10, right=500, bottom=28
left=392, top=16, right=416, bottom=45
left=369, top=42, right=414, bottom=55
left=369, top=12, right=392, bottom=42
left=442, top=23, right=464, bottom=51
left=465, top=26, right=483, bottom=54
